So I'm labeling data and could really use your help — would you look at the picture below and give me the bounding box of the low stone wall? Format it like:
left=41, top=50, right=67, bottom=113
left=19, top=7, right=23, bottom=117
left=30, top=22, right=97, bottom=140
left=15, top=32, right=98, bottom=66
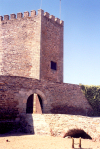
left=25, top=114, right=100, bottom=141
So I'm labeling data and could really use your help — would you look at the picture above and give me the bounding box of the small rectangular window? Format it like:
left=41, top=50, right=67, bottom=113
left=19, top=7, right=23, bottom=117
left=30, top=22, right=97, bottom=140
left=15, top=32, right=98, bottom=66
left=51, top=61, right=57, bottom=70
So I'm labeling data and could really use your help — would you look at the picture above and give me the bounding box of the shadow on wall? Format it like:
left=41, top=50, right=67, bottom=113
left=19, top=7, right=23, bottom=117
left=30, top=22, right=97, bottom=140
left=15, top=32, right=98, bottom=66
left=0, top=95, right=19, bottom=134
left=0, top=121, right=18, bottom=134
left=0, top=93, right=43, bottom=134
left=50, top=105, right=93, bottom=117
left=22, top=93, right=43, bottom=133
left=19, top=114, right=34, bottom=134
left=0, top=104, right=35, bottom=134
left=0, top=115, right=34, bottom=135
left=0, top=103, right=20, bottom=134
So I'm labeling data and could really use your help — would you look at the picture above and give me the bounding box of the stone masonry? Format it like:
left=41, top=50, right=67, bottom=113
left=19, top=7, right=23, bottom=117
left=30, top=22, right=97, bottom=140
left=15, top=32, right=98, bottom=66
left=0, top=9, right=99, bottom=141
left=25, top=114, right=100, bottom=141
left=0, top=9, right=93, bottom=117
left=0, top=76, right=93, bottom=120
left=0, top=9, right=63, bottom=83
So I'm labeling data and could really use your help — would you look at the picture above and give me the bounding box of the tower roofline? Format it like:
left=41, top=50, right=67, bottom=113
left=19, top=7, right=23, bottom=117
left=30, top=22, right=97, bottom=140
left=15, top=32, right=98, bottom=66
left=0, top=9, right=64, bottom=26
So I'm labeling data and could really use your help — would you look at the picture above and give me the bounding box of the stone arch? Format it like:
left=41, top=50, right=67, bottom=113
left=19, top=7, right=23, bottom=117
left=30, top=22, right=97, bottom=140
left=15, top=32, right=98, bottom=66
left=35, top=89, right=47, bottom=106
left=64, top=128, right=92, bottom=139
left=34, top=89, right=47, bottom=113
left=26, top=89, right=46, bottom=114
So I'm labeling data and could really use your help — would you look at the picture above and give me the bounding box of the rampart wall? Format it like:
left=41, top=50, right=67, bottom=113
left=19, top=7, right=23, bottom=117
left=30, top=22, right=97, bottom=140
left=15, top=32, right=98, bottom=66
left=0, top=76, right=93, bottom=121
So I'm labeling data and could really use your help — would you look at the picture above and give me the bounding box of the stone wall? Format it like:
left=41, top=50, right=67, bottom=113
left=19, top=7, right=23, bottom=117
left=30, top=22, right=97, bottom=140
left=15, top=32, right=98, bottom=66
left=0, top=76, right=93, bottom=121
left=40, top=11, right=63, bottom=83
left=0, top=10, right=41, bottom=79
left=25, top=114, right=100, bottom=141
left=0, top=9, right=63, bottom=83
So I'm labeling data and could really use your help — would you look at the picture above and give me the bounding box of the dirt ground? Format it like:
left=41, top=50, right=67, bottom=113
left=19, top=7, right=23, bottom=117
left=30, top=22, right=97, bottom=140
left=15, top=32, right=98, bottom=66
left=0, top=133, right=100, bottom=149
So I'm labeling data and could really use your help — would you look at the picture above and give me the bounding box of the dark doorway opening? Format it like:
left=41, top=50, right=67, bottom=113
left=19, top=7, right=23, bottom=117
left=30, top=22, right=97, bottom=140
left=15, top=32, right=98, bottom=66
left=26, top=94, right=33, bottom=114
left=64, top=129, right=92, bottom=139
left=26, top=94, right=43, bottom=114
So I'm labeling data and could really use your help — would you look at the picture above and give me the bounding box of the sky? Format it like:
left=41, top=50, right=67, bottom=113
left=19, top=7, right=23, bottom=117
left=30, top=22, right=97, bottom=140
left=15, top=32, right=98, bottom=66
left=0, top=0, right=100, bottom=85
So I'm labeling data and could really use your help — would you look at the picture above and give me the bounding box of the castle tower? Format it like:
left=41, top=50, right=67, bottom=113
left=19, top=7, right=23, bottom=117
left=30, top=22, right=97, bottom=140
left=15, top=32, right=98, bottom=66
left=0, top=9, right=64, bottom=83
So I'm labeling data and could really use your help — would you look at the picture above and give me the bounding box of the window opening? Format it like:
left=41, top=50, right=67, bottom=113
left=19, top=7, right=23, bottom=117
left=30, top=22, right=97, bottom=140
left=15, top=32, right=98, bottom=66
left=51, top=61, right=57, bottom=70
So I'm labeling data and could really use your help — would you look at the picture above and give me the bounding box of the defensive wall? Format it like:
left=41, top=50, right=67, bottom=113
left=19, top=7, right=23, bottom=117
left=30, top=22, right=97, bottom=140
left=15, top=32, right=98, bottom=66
left=0, top=76, right=93, bottom=121
left=1, top=75, right=99, bottom=141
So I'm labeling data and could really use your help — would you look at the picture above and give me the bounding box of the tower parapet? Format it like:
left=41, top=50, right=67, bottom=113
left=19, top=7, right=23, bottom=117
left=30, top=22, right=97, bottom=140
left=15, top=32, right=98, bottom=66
left=17, top=13, right=23, bottom=18
left=0, top=9, right=64, bottom=26
left=10, top=14, right=16, bottom=19
left=44, top=12, right=64, bottom=26
left=4, top=15, right=9, bottom=21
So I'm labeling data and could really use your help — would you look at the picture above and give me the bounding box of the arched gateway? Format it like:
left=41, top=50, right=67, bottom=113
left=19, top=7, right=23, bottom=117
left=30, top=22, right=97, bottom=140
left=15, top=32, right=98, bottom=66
left=26, top=90, right=45, bottom=114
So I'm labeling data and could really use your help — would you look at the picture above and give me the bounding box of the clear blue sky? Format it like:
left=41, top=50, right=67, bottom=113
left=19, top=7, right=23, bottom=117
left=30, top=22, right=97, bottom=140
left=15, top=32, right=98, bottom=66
left=0, top=0, right=100, bottom=85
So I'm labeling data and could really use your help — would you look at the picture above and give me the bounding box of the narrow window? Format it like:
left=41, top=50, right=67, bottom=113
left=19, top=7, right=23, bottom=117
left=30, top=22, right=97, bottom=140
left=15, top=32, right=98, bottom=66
left=51, top=61, right=57, bottom=70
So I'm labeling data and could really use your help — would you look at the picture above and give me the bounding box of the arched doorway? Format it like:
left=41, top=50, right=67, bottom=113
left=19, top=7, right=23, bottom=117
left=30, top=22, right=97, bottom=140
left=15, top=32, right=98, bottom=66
left=64, top=129, right=92, bottom=139
left=26, top=93, right=43, bottom=114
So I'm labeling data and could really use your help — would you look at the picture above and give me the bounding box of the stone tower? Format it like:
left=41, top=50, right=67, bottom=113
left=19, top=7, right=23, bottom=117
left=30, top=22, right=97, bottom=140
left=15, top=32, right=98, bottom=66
left=0, top=9, right=64, bottom=83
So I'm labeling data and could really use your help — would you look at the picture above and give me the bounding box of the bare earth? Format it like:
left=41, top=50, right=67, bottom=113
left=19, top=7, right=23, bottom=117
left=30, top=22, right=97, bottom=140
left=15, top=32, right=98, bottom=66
left=0, top=133, right=100, bottom=149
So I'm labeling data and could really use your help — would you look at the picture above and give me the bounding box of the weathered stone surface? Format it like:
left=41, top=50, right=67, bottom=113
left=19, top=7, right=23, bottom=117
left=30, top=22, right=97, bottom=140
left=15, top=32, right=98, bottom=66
left=0, top=9, right=98, bottom=141
left=0, top=76, right=93, bottom=120
left=0, top=9, right=63, bottom=83
left=24, top=114, right=100, bottom=142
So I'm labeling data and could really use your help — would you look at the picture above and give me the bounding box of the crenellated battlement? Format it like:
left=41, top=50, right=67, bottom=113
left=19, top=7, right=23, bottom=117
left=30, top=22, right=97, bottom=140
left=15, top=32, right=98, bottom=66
left=0, top=10, right=36, bottom=21
left=44, top=12, right=64, bottom=26
left=0, top=9, right=64, bottom=26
